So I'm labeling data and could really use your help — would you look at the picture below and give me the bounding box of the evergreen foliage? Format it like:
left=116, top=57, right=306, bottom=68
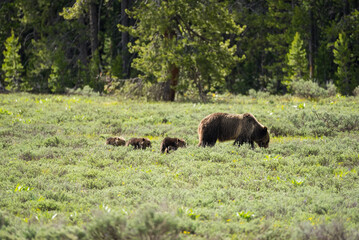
left=0, top=0, right=358, bottom=96
left=283, top=32, right=308, bottom=91
left=333, top=33, right=353, bottom=95
left=119, top=0, right=244, bottom=100
left=1, top=30, right=24, bottom=91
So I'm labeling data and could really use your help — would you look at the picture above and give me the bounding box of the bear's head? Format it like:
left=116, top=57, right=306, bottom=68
left=177, top=139, right=187, bottom=148
left=140, top=138, right=152, bottom=149
left=254, top=127, right=270, bottom=148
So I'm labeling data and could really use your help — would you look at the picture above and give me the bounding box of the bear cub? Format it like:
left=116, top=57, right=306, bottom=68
left=106, top=137, right=126, bottom=146
left=126, top=138, right=152, bottom=149
left=160, top=137, right=186, bottom=153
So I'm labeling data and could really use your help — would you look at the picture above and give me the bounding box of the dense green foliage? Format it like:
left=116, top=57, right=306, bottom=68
left=283, top=32, right=308, bottom=90
left=0, top=0, right=358, bottom=97
left=1, top=93, right=359, bottom=239
left=1, top=30, right=24, bottom=91
left=119, top=0, right=244, bottom=100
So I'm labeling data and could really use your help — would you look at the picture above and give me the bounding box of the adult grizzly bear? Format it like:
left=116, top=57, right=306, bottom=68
left=198, top=112, right=269, bottom=148
left=126, top=138, right=152, bottom=149
left=106, top=136, right=126, bottom=146
left=160, top=137, right=186, bottom=153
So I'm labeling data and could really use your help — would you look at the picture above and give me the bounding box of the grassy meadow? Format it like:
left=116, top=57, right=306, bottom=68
left=0, top=93, right=359, bottom=239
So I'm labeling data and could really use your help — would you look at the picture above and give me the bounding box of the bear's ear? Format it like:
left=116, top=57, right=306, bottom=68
left=255, top=126, right=268, bottom=138
left=261, top=127, right=268, bottom=135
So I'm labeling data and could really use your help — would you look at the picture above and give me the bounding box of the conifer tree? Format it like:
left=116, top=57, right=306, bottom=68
left=119, top=0, right=244, bottom=101
left=333, top=33, right=353, bottom=95
left=283, top=32, right=308, bottom=90
left=2, top=30, right=24, bottom=91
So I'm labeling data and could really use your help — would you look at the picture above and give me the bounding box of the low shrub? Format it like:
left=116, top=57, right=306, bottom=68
left=37, top=199, right=60, bottom=211
left=295, top=220, right=359, bottom=240
left=0, top=212, right=10, bottom=229
left=326, top=82, right=338, bottom=97
left=353, top=85, right=359, bottom=97
left=86, top=213, right=127, bottom=240
left=248, top=89, right=270, bottom=98
left=1, top=93, right=359, bottom=240
left=85, top=208, right=183, bottom=240
left=292, top=79, right=326, bottom=99
left=115, top=78, right=165, bottom=101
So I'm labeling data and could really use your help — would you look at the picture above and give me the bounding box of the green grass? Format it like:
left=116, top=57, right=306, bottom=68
left=0, top=93, right=359, bottom=239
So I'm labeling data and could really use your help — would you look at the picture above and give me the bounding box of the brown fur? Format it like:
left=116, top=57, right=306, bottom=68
left=106, top=137, right=126, bottom=146
left=160, top=137, right=186, bottom=153
left=198, top=112, right=270, bottom=148
left=125, top=138, right=152, bottom=149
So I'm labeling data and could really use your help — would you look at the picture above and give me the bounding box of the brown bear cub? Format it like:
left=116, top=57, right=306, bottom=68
left=198, top=112, right=270, bottom=148
left=126, top=138, right=152, bottom=149
left=106, top=137, right=126, bottom=146
left=160, top=137, right=186, bottom=153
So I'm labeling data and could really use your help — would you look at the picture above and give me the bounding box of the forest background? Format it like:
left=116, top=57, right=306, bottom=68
left=1, top=0, right=359, bottom=100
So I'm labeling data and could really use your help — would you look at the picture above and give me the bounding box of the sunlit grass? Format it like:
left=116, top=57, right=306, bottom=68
left=0, top=93, right=358, bottom=239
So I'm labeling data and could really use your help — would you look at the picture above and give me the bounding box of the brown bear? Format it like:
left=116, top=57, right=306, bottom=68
left=160, top=137, right=186, bottom=153
left=106, top=136, right=126, bottom=146
left=125, top=138, right=152, bottom=149
left=198, top=112, right=269, bottom=148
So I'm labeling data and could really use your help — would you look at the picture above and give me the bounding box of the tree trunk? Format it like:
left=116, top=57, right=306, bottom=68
left=170, top=64, right=179, bottom=101
left=343, top=0, right=350, bottom=15
left=163, top=63, right=179, bottom=101
left=121, top=0, right=130, bottom=78
left=163, top=29, right=178, bottom=101
left=308, top=5, right=315, bottom=79
left=89, top=1, right=98, bottom=56
left=78, top=16, right=88, bottom=66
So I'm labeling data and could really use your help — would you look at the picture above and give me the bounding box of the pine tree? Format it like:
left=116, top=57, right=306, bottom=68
left=283, top=32, right=308, bottom=90
left=119, top=0, right=244, bottom=101
left=333, top=33, right=353, bottom=95
left=2, top=30, right=24, bottom=91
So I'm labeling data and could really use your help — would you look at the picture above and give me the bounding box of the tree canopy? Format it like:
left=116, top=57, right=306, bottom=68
left=1, top=0, right=358, bottom=98
left=119, top=0, right=245, bottom=100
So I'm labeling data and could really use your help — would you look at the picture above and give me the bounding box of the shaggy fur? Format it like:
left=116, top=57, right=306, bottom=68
left=160, top=137, right=186, bottom=153
left=198, top=112, right=270, bottom=148
left=106, top=137, right=126, bottom=146
left=125, top=138, right=152, bottom=149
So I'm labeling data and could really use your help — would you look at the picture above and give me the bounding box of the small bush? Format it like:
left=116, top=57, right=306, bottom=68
left=37, top=199, right=60, bottom=211
left=353, top=85, right=359, bottom=96
left=86, top=213, right=127, bottom=240
left=19, top=150, right=39, bottom=161
left=117, top=78, right=165, bottom=101
left=67, top=85, right=99, bottom=96
left=0, top=212, right=10, bottom=229
left=86, top=209, right=182, bottom=240
left=248, top=89, right=270, bottom=98
left=44, top=136, right=61, bottom=147
left=292, top=79, right=326, bottom=99
left=295, top=220, right=359, bottom=240
left=28, top=226, right=86, bottom=240
left=131, top=209, right=181, bottom=240
left=326, top=82, right=338, bottom=97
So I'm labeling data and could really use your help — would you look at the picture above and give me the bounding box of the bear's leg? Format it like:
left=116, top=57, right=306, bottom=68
left=234, top=135, right=251, bottom=147
left=202, top=135, right=217, bottom=147
left=200, top=128, right=218, bottom=147
left=168, top=146, right=178, bottom=152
